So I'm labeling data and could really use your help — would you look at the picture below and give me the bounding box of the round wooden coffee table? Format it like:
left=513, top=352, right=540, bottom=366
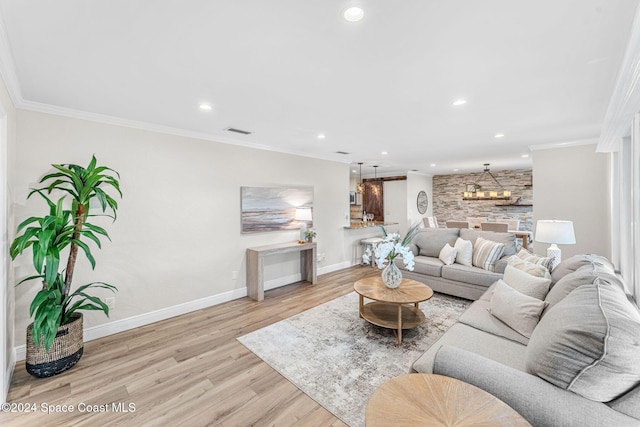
left=366, top=374, right=531, bottom=426
left=354, top=276, right=433, bottom=344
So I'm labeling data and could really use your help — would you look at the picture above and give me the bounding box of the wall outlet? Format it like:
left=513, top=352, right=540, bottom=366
left=106, top=297, right=115, bottom=310
left=232, top=270, right=238, bottom=280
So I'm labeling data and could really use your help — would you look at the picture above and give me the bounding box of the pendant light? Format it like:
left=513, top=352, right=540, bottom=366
left=356, top=162, right=364, bottom=194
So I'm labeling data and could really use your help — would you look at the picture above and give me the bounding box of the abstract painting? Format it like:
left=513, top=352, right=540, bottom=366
left=241, top=186, right=314, bottom=233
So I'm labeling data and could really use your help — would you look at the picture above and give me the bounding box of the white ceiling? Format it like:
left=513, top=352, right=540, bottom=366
left=0, top=0, right=638, bottom=176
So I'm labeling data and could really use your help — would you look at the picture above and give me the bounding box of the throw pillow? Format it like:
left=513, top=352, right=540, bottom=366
left=472, top=237, right=505, bottom=272
left=526, top=282, right=640, bottom=402
left=503, top=265, right=552, bottom=300
left=517, top=249, right=552, bottom=270
left=453, top=237, right=473, bottom=266
left=506, top=255, right=550, bottom=278
left=438, top=243, right=458, bottom=266
left=488, top=280, right=547, bottom=338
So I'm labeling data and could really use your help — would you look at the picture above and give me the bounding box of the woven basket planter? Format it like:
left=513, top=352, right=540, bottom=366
left=26, top=313, right=84, bottom=378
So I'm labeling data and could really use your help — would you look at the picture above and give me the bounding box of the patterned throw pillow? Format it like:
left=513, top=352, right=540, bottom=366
left=472, top=237, right=505, bottom=272
left=517, top=249, right=553, bottom=270
left=507, top=255, right=551, bottom=278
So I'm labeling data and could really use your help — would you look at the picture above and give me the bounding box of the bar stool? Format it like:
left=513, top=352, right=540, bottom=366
left=361, top=237, right=383, bottom=266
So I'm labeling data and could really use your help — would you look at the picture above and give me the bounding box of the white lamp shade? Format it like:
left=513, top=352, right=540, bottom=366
left=294, top=207, right=313, bottom=222
left=535, top=220, right=576, bottom=244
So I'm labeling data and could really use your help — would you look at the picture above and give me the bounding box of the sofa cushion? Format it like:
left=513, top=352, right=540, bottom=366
left=459, top=228, right=518, bottom=257
left=551, top=254, right=615, bottom=284
left=488, top=280, right=547, bottom=338
left=526, top=282, right=640, bottom=402
left=458, top=298, right=530, bottom=345
left=607, top=384, right=640, bottom=419
left=472, top=237, right=505, bottom=272
left=411, top=322, right=528, bottom=374
left=439, top=243, right=457, bottom=266
left=441, top=264, right=503, bottom=287
left=412, top=228, right=459, bottom=258
left=409, top=256, right=444, bottom=276
left=507, top=255, right=551, bottom=278
left=503, top=265, right=552, bottom=300
left=453, top=237, right=473, bottom=267
left=516, top=249, right=553, bottom=271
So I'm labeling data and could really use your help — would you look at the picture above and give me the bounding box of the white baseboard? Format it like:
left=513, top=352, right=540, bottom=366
left=14, top=261, right=350, bottom=361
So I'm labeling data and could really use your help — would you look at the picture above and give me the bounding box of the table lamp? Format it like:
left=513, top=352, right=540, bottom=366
left=294, top=207, right=313, bottom=241
left=534, top=220, right=576, bottom=269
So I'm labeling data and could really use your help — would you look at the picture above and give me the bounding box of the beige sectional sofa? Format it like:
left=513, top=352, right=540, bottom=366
left=412, top=254, right=640, bottom=427
left=397, top=227, right=518, bottom=300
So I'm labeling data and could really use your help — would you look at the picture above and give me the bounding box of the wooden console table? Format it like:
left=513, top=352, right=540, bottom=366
left=246, top=241, right=317, bottom=301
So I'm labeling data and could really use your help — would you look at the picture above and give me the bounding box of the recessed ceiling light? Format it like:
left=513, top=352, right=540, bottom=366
left=522, top=154, right=529, bottom=158
left=381, top=151, right=388, bottom=155
left=452, top=99, right=467, bottom=106
left=343, top=6, right=364, bottom=22
left=494, top=133, right=505, bottom=138
left=317, top=133, right=326, bottom=139
left=453, top=169, right=459, bottom=172
left=199, top=103, right=213, bottom=111
left=430, top=163, right=437, bottom=167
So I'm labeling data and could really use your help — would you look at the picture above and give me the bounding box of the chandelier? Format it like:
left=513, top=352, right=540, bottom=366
left=462, top=164, right=512, bottom=200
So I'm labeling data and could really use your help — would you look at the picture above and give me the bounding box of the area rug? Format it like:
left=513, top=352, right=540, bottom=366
left=237, top=291, right=471, bottom=427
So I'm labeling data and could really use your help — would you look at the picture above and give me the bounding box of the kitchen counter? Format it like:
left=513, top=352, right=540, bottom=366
left=344, top=221, right=398, bottom=229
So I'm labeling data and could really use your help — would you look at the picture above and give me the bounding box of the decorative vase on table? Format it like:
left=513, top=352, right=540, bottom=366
left=381, top=261, right=403, bottom=289
left=363, top=223, right=421, bottom=289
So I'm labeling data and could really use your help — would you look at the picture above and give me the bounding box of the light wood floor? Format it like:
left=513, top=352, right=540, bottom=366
left=2, top=265, right=380, bottom=426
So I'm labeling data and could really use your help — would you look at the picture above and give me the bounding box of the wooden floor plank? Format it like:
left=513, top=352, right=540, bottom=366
left=2, top=265, right=378, bottom=425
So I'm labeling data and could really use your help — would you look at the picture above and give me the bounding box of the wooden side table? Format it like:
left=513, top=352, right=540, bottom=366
left=366, top=374, right=531, bottom=426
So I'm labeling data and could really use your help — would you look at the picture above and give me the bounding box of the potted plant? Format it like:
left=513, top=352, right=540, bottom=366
left=304, top=229, right=316, bottom=242
left=10, top=156, right=121, bottom=377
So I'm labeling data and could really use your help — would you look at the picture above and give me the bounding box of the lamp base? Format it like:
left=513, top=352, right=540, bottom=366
left=299, top=223, right=307, bottom=242
left=547, top=244, right=561, bottom=270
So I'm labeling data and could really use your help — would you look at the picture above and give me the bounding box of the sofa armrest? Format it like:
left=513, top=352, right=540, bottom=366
left=433, top=345, right=639, bottom=427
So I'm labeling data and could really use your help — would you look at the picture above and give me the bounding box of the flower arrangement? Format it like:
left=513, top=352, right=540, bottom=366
left=304, top=229, right=317, bottom=241
left=363, top=222, right=421, bottom=271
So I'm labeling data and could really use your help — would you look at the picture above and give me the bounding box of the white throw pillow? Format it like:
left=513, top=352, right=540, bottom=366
left=503, top=265, right=552, bottom=300
left=438, top=243, right=458, bottom=266
left=488, top=280, right=548, bottom=338
left=472, top=237, right=505, bottom=272
left=453, top=237, right=473, bottom=266
left=507, top=255, right=551, bottom=279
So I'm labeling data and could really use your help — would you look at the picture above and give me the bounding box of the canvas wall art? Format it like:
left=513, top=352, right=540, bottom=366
left=241, top=186, right=314, bottom=233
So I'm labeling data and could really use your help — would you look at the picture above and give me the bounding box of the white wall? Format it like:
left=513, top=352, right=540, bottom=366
left=532, top=144, right=611, bottom=259
left=383, top=180, right=406, bottom=235
left=11, top=109, right=351, bottom=348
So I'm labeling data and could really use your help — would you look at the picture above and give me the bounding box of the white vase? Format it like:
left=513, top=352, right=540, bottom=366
left=381, top=261, right=403, bottom=289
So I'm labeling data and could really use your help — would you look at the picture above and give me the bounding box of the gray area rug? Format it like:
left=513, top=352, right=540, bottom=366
left=237, top=291, right=471, bottom=427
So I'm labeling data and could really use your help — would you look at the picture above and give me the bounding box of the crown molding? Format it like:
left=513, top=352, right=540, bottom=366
left=528, top=138, right=598, bottom=151
left=598, top=4, right=640, bottom=153
left=18, top=99, right=351, bottom=164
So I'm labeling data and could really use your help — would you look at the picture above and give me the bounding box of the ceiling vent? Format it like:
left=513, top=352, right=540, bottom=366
left=225, top=127, right=252, bottom=135
left=335, top=151, right=350, bottom=155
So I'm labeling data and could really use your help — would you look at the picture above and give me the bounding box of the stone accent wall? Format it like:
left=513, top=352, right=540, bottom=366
left=433, top=169, right=533, bottom=231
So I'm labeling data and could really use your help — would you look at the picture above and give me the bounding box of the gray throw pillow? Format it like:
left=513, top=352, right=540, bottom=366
left=412, top=228, right=459, bottom=258
left=503, top=265, right=551, bottom=300
left=550, top=254, right=615, bottom=284
left=488, top=280, right=547, bottom=338
left=526, top=282, right=640, bottom=402
left=543, top=267, right=597, bottom=311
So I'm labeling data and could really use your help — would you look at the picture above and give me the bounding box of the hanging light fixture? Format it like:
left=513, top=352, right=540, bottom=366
left=356, top=162, right=364, bottom=194
left=462, top=164, right=512, bottom=200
